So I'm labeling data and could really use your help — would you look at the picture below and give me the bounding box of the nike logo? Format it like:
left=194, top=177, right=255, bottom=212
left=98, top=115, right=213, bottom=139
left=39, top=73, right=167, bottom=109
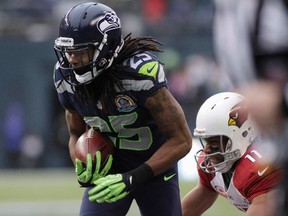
left=258, top=166, right=269, bottom=176
left=147, top=63, right=157, bottom=73
left=164, top=173, right=176, bottom=181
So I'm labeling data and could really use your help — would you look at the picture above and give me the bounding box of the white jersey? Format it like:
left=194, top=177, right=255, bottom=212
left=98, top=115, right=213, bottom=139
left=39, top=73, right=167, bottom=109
left=198, top=145, right=283, bottom=212
left=210, top=172, right=250, bottom=211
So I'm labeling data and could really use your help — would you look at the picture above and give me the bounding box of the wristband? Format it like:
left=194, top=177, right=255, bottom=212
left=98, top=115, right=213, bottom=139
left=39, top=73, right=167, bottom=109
left=78, top=180, right=94, bottom=188
left=126, top=163, right=154, bottom=188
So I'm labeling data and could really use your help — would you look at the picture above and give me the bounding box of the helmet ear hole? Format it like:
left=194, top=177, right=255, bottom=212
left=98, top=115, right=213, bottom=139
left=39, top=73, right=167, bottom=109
left=225, top=138, right=232, bottom=152
left=98, top=59, right=108, bottom=67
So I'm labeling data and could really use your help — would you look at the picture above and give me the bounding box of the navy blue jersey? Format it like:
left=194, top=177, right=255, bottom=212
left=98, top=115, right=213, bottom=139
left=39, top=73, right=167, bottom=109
left=53, top=52, right=168, bottom=172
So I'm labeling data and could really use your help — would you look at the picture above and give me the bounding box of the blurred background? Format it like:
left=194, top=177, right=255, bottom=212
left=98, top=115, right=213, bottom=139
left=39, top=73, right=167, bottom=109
left=0, top=0, right=233, bottom=171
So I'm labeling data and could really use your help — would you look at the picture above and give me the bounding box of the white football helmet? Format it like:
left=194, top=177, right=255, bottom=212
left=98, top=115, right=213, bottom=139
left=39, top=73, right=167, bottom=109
left=194, top=92, right=258, bottom=173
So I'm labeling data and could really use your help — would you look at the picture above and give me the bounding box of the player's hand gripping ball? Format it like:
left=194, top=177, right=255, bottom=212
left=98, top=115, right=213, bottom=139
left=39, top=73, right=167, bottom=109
left=75, top=128, right=115, bottom=163
left=75, top=128, right=115, bottom=187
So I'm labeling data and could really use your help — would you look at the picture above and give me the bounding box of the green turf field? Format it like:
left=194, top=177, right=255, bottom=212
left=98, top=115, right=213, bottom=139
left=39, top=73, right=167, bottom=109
left=0, top=168, right=244, bottom=216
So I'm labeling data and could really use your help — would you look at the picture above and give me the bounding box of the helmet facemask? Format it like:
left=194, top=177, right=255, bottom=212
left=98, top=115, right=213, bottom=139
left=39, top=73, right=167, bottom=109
left=54, top=34, right=124, bottom=86
left=193, top=92, right=258, bottom=174
left=195, top=135, right=242, bottom=173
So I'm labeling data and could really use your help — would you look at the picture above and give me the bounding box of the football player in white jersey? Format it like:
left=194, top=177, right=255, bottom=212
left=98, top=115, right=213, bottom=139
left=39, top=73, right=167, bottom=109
left=181, top=92, right=283, bottom=216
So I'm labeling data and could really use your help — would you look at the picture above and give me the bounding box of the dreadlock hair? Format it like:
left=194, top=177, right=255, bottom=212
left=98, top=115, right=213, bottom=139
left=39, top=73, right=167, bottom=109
left=74, top=33, right=163, bottom=114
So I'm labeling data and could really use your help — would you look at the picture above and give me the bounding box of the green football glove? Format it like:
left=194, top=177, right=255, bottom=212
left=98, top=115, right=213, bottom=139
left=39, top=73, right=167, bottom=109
left=75, top=151, right=113, bottom=187
left=88, top=173, right=132, bottom=203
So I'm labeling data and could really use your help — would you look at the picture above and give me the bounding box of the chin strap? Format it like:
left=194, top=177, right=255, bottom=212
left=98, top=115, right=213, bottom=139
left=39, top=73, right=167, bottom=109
left=102, top=38, right=125, bottom=70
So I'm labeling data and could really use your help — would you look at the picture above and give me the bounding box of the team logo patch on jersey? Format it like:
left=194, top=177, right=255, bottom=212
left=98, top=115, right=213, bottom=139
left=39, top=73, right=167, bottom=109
left=115, top=95, right=137, bottom=112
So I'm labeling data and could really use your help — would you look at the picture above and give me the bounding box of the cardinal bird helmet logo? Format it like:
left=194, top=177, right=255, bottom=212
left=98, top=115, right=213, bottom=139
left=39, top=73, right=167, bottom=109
left=228, top=102, right=248, bottom=128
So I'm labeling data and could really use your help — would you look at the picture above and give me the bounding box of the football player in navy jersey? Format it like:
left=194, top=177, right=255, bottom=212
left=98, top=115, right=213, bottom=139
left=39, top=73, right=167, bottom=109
left=53, top=2, right=192, bottom=216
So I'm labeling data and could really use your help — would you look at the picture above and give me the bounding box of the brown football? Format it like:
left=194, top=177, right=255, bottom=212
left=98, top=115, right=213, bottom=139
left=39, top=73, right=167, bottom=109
left=74, top=128, right=115, bottom=164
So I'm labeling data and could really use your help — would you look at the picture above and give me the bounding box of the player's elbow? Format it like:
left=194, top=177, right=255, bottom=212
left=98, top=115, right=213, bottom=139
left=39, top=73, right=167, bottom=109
left=180, top=135, right=193, bottom=158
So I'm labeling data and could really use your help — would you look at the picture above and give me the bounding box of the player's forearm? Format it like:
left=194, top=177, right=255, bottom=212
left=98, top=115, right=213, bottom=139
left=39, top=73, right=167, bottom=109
left=65, top=109, right=86, bottom=164
left=146, top=136, right=191, bottom=176
left=182, top=184, right=218, bottom=216
left=145, top=88, right=192, bottom=175
left=68, top=136, right=78, bottom=165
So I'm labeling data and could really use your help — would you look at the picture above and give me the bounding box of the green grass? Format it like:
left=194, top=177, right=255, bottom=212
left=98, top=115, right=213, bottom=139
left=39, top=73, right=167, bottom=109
left=181, top=181, right=244, bottom=216
left=0, top=169, right=83, bottom=201
left=0, top=169, right=244, bottom=216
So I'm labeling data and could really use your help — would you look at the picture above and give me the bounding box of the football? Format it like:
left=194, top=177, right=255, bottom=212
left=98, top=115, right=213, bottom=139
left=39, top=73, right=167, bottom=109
left=74, top=128, right=115, bottom=165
